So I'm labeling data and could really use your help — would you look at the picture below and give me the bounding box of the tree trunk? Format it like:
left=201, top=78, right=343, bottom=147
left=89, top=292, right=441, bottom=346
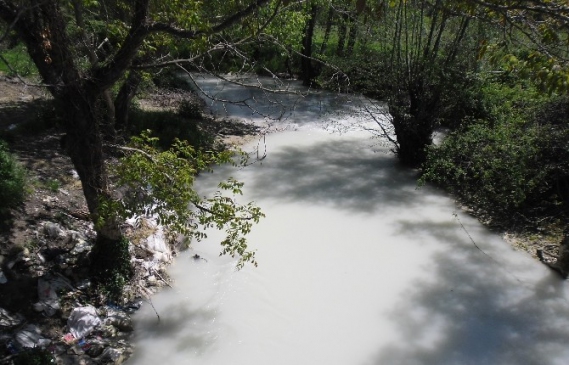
left=391, top=112, right=433, bottom=167
left=319, top=6, right=334, bottom=54
left=539, top=228, right=569, bottom=279
left=336, top=12, right=349, bottom=56
left=389, top=79, right=437, bottom=167
left=301, top=4, right=318, bottom=86
left=1, top=1, right=126, bottom=278
left=114, top=70, right=143, bottom=133
left=556, top=232, right=569, bottom=278
left=346, top=16, right=358, bottom=54
left=59, top=87, right=127, bottom=279
left=54, top=86, right=124, bottom=271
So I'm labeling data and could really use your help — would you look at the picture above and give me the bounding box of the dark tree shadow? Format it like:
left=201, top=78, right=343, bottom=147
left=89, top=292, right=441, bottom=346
left=131, top=298, right=219, bottom=358
left=363, top=219, right=569, bottom=365
left=245, top=137, right=447, bottom=214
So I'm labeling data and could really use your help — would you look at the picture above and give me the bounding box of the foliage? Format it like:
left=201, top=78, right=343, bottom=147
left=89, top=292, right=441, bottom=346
left=44, top=178, right=60, bottom=192
left=316, top=50, right=390, bottom=96
left=100, top=131, right=264, bottom=268
left=13, top=347, right=55, bottom=365
left=421, top=82, right=569, bottom=226
left=0, top=140, right=26, bottom=215
left=129, top=108, right=212, bottom=150
left=0, top=43, right=37, bottom=76
left=90, top=236, right=133, bottom=300
left=471, top=0, right=569, bottom=94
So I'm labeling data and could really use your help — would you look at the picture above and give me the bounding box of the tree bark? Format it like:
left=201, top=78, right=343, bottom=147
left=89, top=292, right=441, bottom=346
left=59, top=88, right=121, bottom=237
left=301, top=4, right=318, bottom=86
left=346, top=15, right=358, bottom=54
left=319, top=6, right=334, bottom=54
left=389, top=78, right=438, bottom=167
left=114, top=70, right=143, bottom=133
left=553, top=229, right=569, bottom=278
left=336, top=12, right=349, bottom=56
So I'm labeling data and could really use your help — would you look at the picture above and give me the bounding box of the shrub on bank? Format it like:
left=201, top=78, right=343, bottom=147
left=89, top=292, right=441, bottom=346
left=0, top=140, right=26, bottom=215
left=421, top=85, right=569, bottom=226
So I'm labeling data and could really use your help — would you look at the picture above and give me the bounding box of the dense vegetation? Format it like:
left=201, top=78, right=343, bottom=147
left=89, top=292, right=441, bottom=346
left=0, top=140, right=26, bottom=217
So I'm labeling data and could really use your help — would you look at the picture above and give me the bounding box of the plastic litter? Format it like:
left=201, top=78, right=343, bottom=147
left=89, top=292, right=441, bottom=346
left=77, top=339, right=92, bottom=351
left=34, top=274, right=75, bottom=316
left=70, top=240, right=92, bottom=255
left=67, top=305, right=101, bottom=339
left=0, top=307, right=23, bottom=329
left=100, top=347, right=125, bottom=363
left=35, top=277, right=60, bottom=316
left=43, top=222, right=64, bottom=239
left=14, top=324, right=51, bottom=349
left=62, top=333, right=75, bottom=344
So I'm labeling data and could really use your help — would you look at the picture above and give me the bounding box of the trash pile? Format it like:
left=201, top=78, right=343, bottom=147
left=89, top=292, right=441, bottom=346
left=2, top=303, right=137, bottom=365
left=1, top=218, right=174, bottom=365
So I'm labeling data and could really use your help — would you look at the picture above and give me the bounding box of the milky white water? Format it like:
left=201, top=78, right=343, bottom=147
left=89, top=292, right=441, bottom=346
left=128, top=77, right=569, bottom=365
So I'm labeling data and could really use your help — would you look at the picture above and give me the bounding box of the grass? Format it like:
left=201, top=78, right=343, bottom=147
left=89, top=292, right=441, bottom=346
left=45, top=178, right=60, bottom=192
left=0, top=43, right=38, bottom=77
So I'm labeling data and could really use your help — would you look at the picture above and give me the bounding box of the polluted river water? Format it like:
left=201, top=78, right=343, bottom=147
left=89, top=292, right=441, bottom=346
left=127, top=75, right=569, bottom=365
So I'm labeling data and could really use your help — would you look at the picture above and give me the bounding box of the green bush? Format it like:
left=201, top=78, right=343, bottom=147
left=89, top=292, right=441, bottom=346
left=0, top=43, right=38, bottom=77
left=129, top=108, right=213, bottom=150
left=421, top=84, right=569, bottom=225
left=0, top=140, right=26, bottom=214
left=90, top=236, right=133, bottom=301
left=13, top=347, right=54, bottom=365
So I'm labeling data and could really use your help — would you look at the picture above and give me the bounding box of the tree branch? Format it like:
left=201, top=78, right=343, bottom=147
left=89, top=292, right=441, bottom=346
left=93, top=0, right=275, bottom=91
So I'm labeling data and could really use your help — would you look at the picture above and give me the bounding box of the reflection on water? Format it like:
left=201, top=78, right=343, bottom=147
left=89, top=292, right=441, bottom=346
left=128, top=78, right=569, bottom=365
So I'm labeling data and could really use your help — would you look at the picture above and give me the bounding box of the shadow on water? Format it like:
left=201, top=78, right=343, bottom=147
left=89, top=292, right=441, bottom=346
left=133, top=300, right=218, bottom=356
left=248, top=137, right=435, bottom=213
left=365, top=218, right=569, bottom=365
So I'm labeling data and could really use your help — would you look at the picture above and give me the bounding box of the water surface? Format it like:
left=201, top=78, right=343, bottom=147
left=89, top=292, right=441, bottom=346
left=128, top=78, right=569, bottom=365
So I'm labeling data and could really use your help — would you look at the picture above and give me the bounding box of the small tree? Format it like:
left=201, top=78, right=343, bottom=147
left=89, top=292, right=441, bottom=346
left=384, top=0, right=475, bottom=166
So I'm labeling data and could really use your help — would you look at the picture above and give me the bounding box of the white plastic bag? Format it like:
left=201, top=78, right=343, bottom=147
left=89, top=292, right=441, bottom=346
left=67, top=305, right=101, bottom=339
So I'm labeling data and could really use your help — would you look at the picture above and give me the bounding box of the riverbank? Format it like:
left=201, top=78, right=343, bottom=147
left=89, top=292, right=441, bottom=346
left=0, top=75, right=260, bottom=365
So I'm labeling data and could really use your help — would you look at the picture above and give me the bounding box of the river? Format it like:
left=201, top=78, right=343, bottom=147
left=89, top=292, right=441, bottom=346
left=127, top=75, right=569, bottom=365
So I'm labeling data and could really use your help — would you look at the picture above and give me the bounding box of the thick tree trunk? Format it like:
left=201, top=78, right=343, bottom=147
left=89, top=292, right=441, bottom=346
left=556, top=231, right=569, bottom=278
left=58, top=87, right=127, bottom=281
left=391, top=113, right=433, bottom=167
left=1, top=1, right=126, bottom=278
left=389, top=80, right=437, bottom=167
left=58, top=87, right=122, bottom=240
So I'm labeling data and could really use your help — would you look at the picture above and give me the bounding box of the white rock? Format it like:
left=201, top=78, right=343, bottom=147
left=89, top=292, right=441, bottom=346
left=146, top=275, right=157, bottom=285
left=44, top=222, right=64, bottom=239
